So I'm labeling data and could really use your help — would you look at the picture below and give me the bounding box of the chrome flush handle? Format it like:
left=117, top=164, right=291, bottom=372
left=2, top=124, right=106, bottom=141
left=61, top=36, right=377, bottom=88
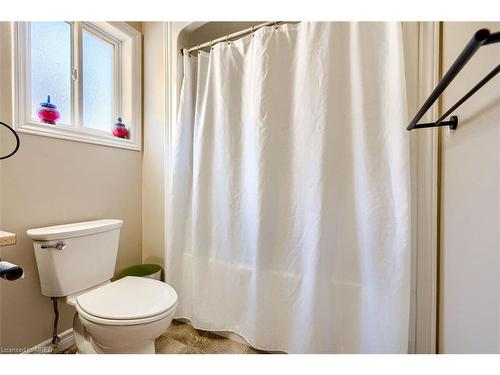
left=41, top=241, right=66, bottom=251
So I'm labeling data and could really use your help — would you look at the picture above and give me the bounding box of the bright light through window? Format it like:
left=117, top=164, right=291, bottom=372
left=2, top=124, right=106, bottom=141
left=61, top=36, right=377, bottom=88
left=82, top=29, right=114, bottom=132
left=30, top=22, right=72, bottom=125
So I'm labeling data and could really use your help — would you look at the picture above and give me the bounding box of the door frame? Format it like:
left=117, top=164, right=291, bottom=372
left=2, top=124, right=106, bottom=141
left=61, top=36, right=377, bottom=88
left=410, top=21, right=441, bottom=354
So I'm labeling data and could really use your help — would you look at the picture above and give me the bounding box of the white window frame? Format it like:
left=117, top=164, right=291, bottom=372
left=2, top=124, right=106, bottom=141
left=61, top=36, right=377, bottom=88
left=12, top=21, right=142, bottom=151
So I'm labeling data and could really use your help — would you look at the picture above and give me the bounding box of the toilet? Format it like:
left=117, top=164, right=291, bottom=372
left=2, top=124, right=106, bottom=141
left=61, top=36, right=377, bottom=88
left=27, top=219, right=177, bottom=354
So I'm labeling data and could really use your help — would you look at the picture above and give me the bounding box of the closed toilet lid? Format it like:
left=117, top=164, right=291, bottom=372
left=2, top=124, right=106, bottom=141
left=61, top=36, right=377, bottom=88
left=76, top=276, right=177, bottom=320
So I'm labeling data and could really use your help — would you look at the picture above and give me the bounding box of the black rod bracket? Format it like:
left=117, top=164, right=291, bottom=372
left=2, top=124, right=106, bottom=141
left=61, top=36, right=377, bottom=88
left=413, top=115, right=458, bottom=130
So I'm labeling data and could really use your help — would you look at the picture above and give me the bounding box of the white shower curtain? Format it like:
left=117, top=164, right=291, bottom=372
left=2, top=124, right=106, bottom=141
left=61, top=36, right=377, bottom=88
left=167, top=22, right=410, bottom=353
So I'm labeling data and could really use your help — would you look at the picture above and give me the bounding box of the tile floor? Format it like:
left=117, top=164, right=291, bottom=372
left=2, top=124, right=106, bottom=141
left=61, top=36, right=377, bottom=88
left=155, top=320, right=268, bottom=354
left=61, top=320, right=269, bottom=354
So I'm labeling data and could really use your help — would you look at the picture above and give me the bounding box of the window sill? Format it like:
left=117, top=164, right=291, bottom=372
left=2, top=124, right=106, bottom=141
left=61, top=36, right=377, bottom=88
left=16, top=121, right=141, bottom=151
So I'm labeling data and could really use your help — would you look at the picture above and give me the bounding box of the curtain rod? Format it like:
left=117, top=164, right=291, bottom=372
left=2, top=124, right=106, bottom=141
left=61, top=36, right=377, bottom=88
left=182, top=21, right=284, bottom=54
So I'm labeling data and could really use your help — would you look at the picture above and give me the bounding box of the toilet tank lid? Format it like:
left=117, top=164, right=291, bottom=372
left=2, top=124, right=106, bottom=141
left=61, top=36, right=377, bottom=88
left=26, top=219, right=123, bottom=241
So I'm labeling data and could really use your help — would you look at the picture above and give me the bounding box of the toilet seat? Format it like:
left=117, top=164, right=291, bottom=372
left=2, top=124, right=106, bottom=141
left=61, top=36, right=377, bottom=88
left=77, top=304, right=177, bottom=326
left=75, top=276, right=178, bottom=326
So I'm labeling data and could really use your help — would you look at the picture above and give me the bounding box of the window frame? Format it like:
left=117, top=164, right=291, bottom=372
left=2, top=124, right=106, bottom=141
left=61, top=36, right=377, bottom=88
left=12, top=21, right=142, bottom=151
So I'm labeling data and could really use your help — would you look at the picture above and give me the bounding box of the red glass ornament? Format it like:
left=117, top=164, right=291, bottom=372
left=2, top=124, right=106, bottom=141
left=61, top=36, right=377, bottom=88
left=37, top=96, right=60, bottom=125
left=112, top=117, right=129, bottom=139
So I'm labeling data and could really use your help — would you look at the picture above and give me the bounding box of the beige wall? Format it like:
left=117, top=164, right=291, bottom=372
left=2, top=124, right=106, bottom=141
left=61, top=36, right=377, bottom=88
left=126, top=22, right=142, bottom=34
left=142, top=22, right=167, bottom=267
left=0, top=22, right=143, bottom=349
left=440, top=22, right=500, bottom=353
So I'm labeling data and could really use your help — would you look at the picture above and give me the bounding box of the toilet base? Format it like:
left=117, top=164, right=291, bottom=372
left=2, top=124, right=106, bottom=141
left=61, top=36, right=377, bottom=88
left=73, top=313, right=156, bottom=354
left=72, top=311, right=172, bottom=354
left=91, top=338, right=155, bottom=354
left=73, top=313, right=97, bottom=354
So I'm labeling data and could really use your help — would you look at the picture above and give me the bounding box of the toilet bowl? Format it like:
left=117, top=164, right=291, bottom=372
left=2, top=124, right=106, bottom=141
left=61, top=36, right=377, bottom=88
left=70, top=276, right=177, bottom=354
left=26, top=219, right=178, bottom=354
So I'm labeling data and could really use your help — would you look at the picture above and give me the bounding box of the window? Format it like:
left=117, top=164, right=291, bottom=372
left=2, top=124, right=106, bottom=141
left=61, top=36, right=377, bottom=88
left=13, top=22, right=141, bottom=151
left=82, top=29, right=115, bottom=131
left=30, top=22, right=72, bottom=126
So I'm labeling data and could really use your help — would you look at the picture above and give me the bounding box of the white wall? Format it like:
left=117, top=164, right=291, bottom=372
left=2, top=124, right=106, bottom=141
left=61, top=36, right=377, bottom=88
left=440, top=22, right=500, bottom=353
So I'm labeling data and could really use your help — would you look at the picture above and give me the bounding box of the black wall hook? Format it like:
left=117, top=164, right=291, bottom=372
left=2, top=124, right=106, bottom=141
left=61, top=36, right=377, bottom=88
left=0, top=121, right=20, bottom=160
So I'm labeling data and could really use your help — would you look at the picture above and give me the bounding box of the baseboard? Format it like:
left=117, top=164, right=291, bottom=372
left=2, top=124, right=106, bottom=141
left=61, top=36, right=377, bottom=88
left=24, top=328, right=75, bottom=354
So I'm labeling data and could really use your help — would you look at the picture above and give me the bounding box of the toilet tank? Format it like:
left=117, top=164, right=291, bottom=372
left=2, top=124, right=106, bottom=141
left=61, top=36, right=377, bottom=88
left=27, top=219, right=123, bottom=297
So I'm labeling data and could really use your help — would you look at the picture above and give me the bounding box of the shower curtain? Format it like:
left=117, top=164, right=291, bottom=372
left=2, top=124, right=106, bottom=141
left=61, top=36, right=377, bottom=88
left=167, top=22, right=410, bottom=353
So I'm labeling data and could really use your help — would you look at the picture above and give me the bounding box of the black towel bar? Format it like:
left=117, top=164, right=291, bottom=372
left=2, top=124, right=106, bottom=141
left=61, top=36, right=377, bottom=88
left=407, top=28, right=500, bottom=131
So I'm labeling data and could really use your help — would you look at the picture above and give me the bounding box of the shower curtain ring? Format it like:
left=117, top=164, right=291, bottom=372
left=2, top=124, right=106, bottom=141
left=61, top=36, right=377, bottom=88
left=274, top=21, right=279, bottom=30
left=209, top=40, right=213, bottom=50
left=226, top=34, right=230, bottom=45
left=197, top=44, right=201, bottom=55
left=251, top=26, right=255, bottom=38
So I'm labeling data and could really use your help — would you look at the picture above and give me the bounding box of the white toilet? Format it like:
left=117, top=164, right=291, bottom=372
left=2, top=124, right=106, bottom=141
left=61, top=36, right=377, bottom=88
left=27, top=219, right=178, bottom=354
